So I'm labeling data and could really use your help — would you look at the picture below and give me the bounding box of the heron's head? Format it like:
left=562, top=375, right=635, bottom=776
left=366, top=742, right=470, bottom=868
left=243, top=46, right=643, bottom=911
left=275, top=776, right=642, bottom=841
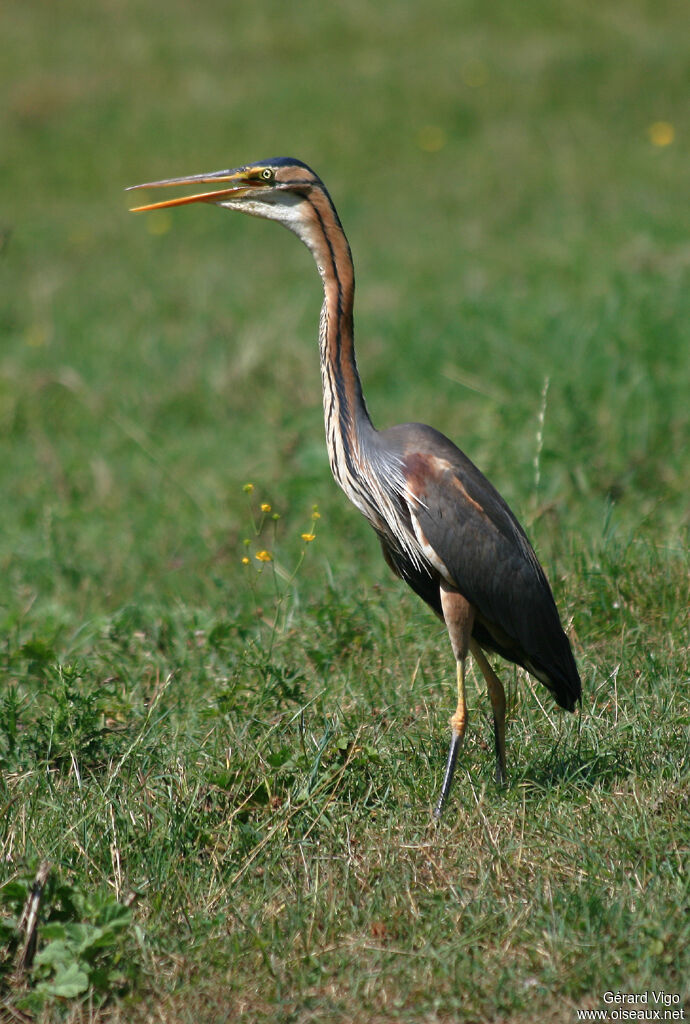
left=128, top=158, right=329, bottom=240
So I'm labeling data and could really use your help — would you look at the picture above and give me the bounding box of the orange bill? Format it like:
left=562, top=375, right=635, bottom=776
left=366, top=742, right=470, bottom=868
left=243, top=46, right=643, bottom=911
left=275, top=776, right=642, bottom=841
left=128, top=187, right=250, bottom=213
left=126, top=169, right=256, bottom=212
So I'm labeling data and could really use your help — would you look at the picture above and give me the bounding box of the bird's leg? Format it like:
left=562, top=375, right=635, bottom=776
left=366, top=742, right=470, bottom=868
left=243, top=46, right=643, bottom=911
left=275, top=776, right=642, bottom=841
left=434, top=585, right=474, bottom=819
left=433, top=656, right=468, bottom=819
left=470, top=639, right=507, bottom=785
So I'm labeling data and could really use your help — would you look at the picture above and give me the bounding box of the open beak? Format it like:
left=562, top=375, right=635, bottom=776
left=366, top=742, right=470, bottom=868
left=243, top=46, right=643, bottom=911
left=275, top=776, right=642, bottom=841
left=126, top=169, right=257, bottom=212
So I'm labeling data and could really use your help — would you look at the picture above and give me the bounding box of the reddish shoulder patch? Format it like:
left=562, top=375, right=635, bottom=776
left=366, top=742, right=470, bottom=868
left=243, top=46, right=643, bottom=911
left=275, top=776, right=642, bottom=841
left=404, top=452, right=485, bottom=517
left=404, top=452, right=449, bottom=492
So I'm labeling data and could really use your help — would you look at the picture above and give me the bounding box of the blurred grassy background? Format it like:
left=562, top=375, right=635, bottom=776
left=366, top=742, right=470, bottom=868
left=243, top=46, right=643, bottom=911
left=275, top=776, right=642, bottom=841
left=1, top=0, right=688, bottom=1020
left=2, top=0, right=688, bottom=622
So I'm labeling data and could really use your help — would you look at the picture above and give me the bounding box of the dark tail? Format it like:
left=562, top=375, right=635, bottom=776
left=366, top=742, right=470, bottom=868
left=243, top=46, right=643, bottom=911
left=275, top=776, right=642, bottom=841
left=527, top=628, right=581, bottom=712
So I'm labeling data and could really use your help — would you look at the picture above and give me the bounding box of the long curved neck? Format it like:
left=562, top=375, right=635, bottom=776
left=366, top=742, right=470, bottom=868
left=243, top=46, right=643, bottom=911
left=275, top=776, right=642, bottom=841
left=298, top=188, right=375, bottom=503
left=286, top=183, right=420, bottom=565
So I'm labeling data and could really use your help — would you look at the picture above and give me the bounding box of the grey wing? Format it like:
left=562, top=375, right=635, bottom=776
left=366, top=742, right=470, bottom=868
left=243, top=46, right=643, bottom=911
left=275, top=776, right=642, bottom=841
left=396, top=428, right=580, bottom=709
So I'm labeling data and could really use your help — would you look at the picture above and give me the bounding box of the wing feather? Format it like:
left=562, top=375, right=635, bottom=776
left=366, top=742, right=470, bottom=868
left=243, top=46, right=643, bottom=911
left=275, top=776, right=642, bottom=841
left=376, top=423, right=580, bottom=709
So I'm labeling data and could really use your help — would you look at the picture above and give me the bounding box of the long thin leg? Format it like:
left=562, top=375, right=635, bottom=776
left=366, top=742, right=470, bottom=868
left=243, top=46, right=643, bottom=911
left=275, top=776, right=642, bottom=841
left=433, top=655, right=468, bottom=818
left=434, top=585, right=474, bottom=819
left=470, top=639, right=507, bottom=785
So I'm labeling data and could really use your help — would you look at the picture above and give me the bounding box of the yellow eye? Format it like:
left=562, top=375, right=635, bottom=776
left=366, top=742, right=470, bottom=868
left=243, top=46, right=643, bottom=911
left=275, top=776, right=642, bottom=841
left=260, top=168, right=273, bottom=181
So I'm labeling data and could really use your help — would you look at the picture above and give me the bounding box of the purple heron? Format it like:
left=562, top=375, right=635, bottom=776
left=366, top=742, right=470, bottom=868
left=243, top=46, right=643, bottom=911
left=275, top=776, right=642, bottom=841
left=129, top=158, right=581, bottom=816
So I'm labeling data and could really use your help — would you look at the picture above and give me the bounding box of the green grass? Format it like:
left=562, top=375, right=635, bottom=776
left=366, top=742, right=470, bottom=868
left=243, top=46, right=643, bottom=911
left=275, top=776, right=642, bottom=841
left=1, top=0, right=688, bottom=1020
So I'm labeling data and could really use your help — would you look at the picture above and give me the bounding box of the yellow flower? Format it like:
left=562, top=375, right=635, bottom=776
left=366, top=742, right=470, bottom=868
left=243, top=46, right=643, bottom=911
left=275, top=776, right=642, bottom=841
left=311, top=509, right=321, bottom=520
left=261, top=503, right=272, bottom=513
left=255, top=550, right=273, bottom=562
left=417, top=125, right=446, bottom=153
left=243, top=483, right=254, bottom=493
left=648, top=121, right=674, bottom=147
left=146, top=211, right=172, bottom=236
left=241, top=556, right=250, bottom=565
left=461, top=59, right=488, bottom=89
left=301, top=533, right=316, bottom=543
